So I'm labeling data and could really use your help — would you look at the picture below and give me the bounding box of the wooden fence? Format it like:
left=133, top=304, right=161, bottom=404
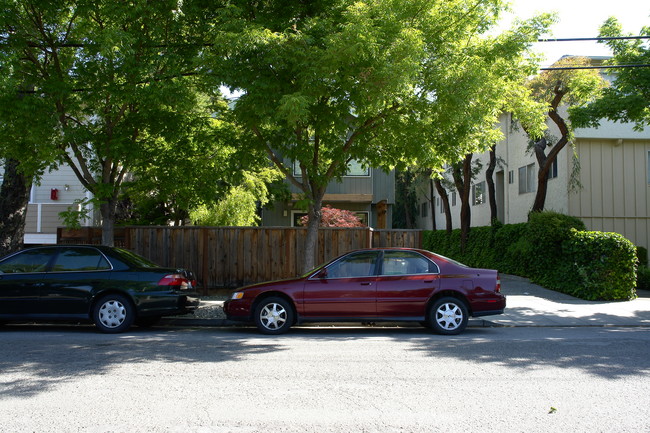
left=58, top=226, right=422, bottom=291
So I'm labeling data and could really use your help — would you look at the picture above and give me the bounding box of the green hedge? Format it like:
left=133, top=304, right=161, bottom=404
left=423, top=211, right=638, bottom=301
left=561, top=230, right=638, bottom=300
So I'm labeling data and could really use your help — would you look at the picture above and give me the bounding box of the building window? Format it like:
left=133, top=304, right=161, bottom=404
left=345, top=160, right=371, bottom=177
left=548, top=158, right=558, bottom=179
left=518, top=163, right=537, bottom=194
left=508, top=170, right=514, bottom=184
left=472, top=181, right=486, bottom=205
left=293, top=159, right=369, bottom=177
left=421, top=202, right=428, bottom=218
left=451, top=191, right=457, bottom=207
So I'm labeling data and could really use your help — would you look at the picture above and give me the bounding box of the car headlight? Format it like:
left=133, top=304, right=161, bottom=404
left=231, top=292, right=244, bottom=300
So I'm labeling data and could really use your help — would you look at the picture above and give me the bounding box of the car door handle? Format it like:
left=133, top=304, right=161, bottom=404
left=424, top=280, right=434, bottom=283
left=360, top=282, right=372, bottom=286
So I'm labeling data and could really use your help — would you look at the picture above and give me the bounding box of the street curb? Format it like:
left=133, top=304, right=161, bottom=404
left=159, top=318, right=499, bottom=329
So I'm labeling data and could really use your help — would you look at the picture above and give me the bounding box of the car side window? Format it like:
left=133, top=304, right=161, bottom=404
left=325, top=251, right=378, bottom=278
left=51, top=248, right=111, bottom=272
left=380, top=251, right=439, bottom=276
left=0, top=249, right=54, bottom=273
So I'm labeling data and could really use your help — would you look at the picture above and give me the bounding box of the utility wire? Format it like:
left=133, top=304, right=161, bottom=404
left=538, top=36, right=650, bottom=43
left=541, top=64, right=650, bottom=71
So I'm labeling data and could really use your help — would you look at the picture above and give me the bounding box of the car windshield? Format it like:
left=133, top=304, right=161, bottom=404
left=112, top=248, right=159, bottom=268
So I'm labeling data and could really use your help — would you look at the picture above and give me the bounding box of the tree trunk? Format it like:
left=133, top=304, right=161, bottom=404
left=486, top=145, right=498, bottom=223
left=429, top=177, right=436, bottom=231
left=302, top=193, right=323, bottom=274
left=100, top=200, right=116, bottom=247
left=453, top=154, right=473, bottom=252
left=433, top=179, right=452, bottom=233
left=0, top=159, right=32, bottom=256
left=531, top=91, right=569, bottom=213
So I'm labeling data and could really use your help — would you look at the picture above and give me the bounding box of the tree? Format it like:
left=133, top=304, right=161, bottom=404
left=0, top=0, right=227, bottom=245
left=189, top=167, right=284, bottom=227
left=570, top=18, right=650, bottom=130
left=0, top=45, right=60, bottom=255
left=524, top=56, right=606, bottom=212
left=485, top=144, right=499, bottom=223
left=207, top=0, right=553, bottom=272
left=451, top=155, right=484, bottom=251
left=416, top=14, right=553, bottom=248
left=433, top=178, right=453, bottom=233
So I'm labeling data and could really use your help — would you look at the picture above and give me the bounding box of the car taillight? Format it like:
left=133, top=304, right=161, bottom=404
left=496, top=274, right=501, bottom=293
left=158, top=274, right=191, bottom=289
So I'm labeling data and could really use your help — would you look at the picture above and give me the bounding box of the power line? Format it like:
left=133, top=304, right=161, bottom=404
left=541, top=64, right=650, bottom=71
left=538, top=36, right=650, bottom=43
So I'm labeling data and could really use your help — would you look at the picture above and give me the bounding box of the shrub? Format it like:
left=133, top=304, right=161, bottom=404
left=423, top=212, right=638, bottom=301
left=561, top=230, right=638, bottom=300
left=522, top=211, right=586, bottom=287
left=637, top=246, right=648, bottom=268
left=637, top=267, right=650, bottom=291
left=300, top=205, right=365, bottom=227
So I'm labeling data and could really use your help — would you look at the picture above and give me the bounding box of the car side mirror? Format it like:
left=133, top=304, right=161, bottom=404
left=316, top=268, right=328, bottom=279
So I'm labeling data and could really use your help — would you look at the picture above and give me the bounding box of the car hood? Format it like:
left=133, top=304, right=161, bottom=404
left=238, top=276, right=305, bottom=292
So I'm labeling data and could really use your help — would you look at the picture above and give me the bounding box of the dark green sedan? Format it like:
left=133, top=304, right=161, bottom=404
left=0, top=245, right=199, bottom=333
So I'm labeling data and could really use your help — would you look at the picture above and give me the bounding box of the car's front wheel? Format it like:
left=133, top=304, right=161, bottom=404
left=93, top=294, right=135, bottom=333
left=428, top=297, right=469, bottom=335
left=254, top=297, right=294, bottom=335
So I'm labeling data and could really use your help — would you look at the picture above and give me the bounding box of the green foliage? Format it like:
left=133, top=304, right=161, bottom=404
left=423, top=212, right=637, bottom=301
left=522, top=211, right=586, bottom=283
left=59, top=198, right=94, bottom=230
left=189, top=167, right=283, bottom=227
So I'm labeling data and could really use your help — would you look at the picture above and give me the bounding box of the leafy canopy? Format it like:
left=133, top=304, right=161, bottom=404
left=570, top=18, right=650, bottom=131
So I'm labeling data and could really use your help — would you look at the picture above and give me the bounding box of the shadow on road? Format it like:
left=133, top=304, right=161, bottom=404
left=0, top=324, right=283, bottom=398
left=1, top=323, right=649, bottom=399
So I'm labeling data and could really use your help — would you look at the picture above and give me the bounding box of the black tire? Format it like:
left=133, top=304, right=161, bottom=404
left=93, top=294, right=135, bottom=333
left=253, top=296, right=294, bottom=335
left=135, top=316, right=162, bottom=328
left=428, top=297, right=469, bottom=335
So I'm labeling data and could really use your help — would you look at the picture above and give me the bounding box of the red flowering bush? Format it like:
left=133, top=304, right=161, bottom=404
left=299, top=205, right=365, bottom=227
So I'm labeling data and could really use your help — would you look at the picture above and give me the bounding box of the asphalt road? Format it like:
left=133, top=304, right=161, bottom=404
left=0, top=324, right=648, bottom=433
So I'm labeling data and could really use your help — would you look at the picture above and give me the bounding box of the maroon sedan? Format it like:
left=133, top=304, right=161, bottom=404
left=224, top=248, right=505, bottom=335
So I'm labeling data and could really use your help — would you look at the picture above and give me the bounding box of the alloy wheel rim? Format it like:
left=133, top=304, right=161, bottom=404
left=435, top=303, right=462, bottom=330
left=98, top=300, right=127, bottom=328
left=260, top=303, right=287, bottom=330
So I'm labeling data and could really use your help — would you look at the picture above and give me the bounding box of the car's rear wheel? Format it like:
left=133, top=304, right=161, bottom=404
left=428, top=297, right=468, bottom=335
left=93, top=294, right=135, bottom=333
left=254, top=296, right=294, bottom=335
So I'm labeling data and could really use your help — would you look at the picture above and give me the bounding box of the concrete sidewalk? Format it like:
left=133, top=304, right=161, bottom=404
left=488, top=274, right=650, bottom=328
left=162, top=274, right=650, bottom=329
